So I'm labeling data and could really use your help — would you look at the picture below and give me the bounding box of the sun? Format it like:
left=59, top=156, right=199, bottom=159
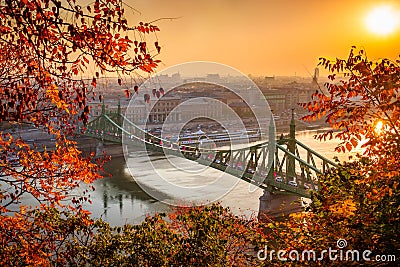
left=365, top=5, right=399, bottom=35
left=375, top=120, right=384, bottom=134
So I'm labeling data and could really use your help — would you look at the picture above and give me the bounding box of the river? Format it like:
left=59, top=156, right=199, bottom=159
left=81, top=128, right=359, bottom=226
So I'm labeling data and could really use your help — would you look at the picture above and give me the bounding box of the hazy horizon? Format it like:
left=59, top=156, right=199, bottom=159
left=129, top=0, right=399, bottom=77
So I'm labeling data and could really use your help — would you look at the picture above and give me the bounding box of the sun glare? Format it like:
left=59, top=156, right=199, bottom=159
left=375, top=120, right=384, bottom=134
left=365, top=5, right=399, bottom=35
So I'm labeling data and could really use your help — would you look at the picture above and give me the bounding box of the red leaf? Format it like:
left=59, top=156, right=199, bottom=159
left=144, top=93, right=150, bottom=103
left=345, top=142, right=352, bottom=151
left=350, top=137, right=358, bottom=148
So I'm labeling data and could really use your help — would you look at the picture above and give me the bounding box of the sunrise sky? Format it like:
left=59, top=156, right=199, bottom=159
left=130, top=0, right=400, bottom=77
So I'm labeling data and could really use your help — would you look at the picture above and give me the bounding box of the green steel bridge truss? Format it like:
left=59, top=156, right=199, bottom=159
left=84, top=108, right=337, bottom=198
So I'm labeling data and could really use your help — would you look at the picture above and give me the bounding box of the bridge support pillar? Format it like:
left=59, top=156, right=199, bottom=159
left=96, top=141, right=105, bottom=157
left=258, top=190, right=272, bottom=221
left=258, top=190, right=303, bottom=222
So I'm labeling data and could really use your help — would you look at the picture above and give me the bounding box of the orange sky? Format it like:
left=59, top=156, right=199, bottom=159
left=130, top=0, right=400, bottom=77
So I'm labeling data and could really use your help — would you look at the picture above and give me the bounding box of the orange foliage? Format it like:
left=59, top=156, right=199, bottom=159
left=301, top=47, right=400, bottom=184
left=0, top=0, right=162, bottom=264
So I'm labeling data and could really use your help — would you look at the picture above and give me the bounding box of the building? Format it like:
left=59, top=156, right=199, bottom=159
left=262, top=90, right=286, bottom=112
left=148, top=96, right=181, bottom=123
left=179, top=98, right=224, bottom=122
left=122, top=95, right=181, bottom=124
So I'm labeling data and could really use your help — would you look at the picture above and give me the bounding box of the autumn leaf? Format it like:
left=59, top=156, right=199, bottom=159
left=124, top=89, right=130, bottom=98
left=144, top=93, right=150, bottom=103
left=0, top=0, right=162, bottom=263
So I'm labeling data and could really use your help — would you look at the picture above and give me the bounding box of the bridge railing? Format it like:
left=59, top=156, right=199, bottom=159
left=295, top=140, right=338, bottom=173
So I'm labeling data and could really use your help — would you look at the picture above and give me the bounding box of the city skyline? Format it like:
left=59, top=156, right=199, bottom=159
left=132, top=0, right=400, bottom=77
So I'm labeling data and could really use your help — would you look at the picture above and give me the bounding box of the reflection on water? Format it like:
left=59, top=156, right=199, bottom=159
left=294, top=128, right=364, bottom=162
left=83, top=156, right=170, bottom=226
left=83, top=129, right=353, bottom=226
left=86, top=154, right=264, bottom=226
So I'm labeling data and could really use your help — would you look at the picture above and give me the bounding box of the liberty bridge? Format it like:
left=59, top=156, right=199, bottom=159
left=83, top=100, right=337, bottom=216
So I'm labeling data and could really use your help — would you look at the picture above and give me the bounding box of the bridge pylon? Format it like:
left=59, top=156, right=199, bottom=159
left=267, top=114, right=275, bottom=182
left=286, top=109, right=296, bottom=179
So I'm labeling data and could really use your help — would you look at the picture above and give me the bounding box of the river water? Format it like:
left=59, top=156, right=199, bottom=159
left=81, top=128, right=359, bottom=226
